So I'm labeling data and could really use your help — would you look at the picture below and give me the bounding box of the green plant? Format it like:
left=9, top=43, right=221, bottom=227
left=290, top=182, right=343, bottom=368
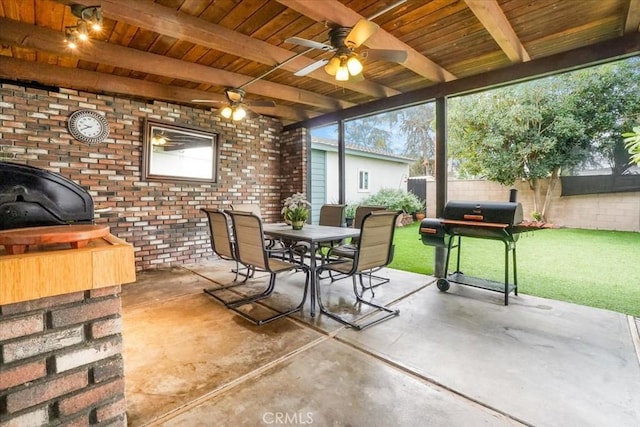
left=344, top=203, right=357, bottom=218
left=359, top=188, right=424, bottom=213
left=532, top=211, right=543, bottom=221
left=623, top=126, right=640, bottom=165
left=281, top=192, right=310, bottom=222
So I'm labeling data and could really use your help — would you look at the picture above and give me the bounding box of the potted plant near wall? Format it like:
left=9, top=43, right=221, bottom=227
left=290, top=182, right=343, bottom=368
left=344, top=204, right=357, bottom=227
left=281, top=192, right=310, bottom=230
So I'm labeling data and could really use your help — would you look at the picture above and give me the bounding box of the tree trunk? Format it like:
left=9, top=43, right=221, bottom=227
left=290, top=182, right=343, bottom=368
left=541, top=166, right=560, bottom=222
left=528, top=178, right=542, bottom=219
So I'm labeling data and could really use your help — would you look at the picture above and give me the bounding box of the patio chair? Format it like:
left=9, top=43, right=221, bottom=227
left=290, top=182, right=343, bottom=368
left=200, top=208, right=253, bottom=298
left=229, top=202, right=262, bottom=218
left=350, top=205, right=387, bottom=245
left=327, top=205, right=390, bottom=286
left=229, top=201, right=286, bottom=252
left=316, top=210, right=401, bottom=330
left=214, top=210, right=310, bottom=325
left=291, top=204, right=346, bottom=263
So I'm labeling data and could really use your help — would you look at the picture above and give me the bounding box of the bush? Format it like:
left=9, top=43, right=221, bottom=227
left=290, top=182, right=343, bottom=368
left=353, top=188, right=424, bottom=213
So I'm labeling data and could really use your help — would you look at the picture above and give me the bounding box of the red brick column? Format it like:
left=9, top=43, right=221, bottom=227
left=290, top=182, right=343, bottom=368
left=0, top=287, right=126, bottom=425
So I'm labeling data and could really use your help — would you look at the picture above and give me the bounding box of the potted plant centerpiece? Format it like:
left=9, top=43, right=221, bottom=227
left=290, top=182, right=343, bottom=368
left=282, top=192, right=310, bottom=230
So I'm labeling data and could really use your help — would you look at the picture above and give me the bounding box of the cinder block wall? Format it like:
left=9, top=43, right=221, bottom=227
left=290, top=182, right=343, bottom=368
left=0, top=286, right=125, bottom=426
left=0, top=82, right=293, bottom=270
left=424, top=179, right=640, bottom=231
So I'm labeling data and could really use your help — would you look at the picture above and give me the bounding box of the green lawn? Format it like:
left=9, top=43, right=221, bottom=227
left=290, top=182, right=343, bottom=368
left=389, top=222, right=640, bottom=317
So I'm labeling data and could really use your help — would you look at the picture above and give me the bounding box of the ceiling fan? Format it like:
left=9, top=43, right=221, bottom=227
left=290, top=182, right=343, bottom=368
left=286, top=19, right=408, bottom=81
left=192, top=88, right=276, bottom=121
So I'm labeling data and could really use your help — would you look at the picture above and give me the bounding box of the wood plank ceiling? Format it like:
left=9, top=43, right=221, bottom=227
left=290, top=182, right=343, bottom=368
left=0, top=0, right=639, bottom=125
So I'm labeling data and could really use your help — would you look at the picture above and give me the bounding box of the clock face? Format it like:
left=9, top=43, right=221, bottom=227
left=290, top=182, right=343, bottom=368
left=68, top=110, right=110, bottom=144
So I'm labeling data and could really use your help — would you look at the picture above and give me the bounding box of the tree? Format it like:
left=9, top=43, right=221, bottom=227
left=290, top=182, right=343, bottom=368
left=344, top=113, right=396, bottom=150
left=399, top=104, right=436, bottom=176
left=448, top=77, right=592, bottom=221
left=570, top=57, right=640, bottom=175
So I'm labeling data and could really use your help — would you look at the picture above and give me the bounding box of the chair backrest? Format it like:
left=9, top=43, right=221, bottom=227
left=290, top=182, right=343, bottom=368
left=226, top=210, right=268, bottom=271
left=318, top=204, right=346, bottom=227
left=229, top=203, right=262, bottom=218
left=200, top=208, right=235, bottom=260
left=355, top=210, right=401, bottom=272
left=353, top=205, right=386, bottom=229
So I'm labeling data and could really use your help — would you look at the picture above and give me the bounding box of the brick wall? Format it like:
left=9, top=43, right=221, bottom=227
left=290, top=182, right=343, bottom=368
left=0, top=82, right=296, bottom=270
left=0, top=287, right=125, bottom=426
left=279, top=127, right=309, bottom=198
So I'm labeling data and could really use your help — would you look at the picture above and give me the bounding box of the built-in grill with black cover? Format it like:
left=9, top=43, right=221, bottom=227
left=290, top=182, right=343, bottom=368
left=419, top=199, right=525, bottom=305
left=0, top=162, right=94, bottom=230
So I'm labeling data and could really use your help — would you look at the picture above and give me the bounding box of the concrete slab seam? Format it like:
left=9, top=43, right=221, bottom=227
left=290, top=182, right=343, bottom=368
left=332, top=335, right=533, bottom=427
left=143, top=333, right=331, bottom=427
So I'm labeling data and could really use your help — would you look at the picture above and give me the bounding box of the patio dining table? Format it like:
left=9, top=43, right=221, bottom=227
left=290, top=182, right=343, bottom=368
left=263, top=223, right=359, bottom=317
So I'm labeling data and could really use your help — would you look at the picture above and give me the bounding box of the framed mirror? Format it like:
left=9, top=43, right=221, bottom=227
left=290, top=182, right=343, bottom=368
left=142, top=119, right=218, bottom=183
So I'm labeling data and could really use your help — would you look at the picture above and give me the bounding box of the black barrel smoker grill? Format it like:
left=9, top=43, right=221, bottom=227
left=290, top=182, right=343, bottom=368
left=0, top=162, right=95, bottom=230
left=419, top=200, right=525, bottom=305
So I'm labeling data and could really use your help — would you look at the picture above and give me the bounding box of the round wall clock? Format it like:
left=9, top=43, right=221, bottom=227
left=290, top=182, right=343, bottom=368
left=68, top=110, right=110, bottom=144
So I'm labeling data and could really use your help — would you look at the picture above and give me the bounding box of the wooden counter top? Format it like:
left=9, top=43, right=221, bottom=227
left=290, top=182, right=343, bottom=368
left=1, top=232, right=136, bottom=305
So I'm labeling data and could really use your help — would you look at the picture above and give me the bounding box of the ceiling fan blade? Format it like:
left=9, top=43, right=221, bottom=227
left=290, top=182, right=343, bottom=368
left=247, top=100, right=276, bottom=107
left=345, top=19, right=379, bottom=48
left=285, top=37, right=334, bottom=51
left=191, top=99, right=224, bottom=103
left=245, top=109, right=261, bottom=119
left=294, top=59, right=329, bottom=76
left=361, top=49, right=408, bottom=64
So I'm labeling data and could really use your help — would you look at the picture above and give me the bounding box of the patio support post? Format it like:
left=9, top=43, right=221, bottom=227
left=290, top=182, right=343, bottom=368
left=434, top=96, right=448, bottom=277
left=338, top=119, right=346, bottom=204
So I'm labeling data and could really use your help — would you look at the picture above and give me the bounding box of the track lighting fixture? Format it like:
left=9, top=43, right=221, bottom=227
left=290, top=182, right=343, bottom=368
left=64, top=5, right=103, bottom=49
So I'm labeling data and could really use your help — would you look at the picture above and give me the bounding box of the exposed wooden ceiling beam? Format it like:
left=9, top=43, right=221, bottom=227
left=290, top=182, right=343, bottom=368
left=465, top=0, right=530, bottom=62
left=626, top=0, right=640, bottom=33
left=0, top=18, right=345, bottom=111
left=0, top=56, right=316, bottom=123
left=287, top=32, right=640, bottom=130
left=275, top=0, right=457, bottom=83
left=55, top=0, right=400, bottom=99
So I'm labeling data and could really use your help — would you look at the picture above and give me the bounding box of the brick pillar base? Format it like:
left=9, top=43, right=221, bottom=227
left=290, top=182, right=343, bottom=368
left=0, top=287, right=126, bottom=426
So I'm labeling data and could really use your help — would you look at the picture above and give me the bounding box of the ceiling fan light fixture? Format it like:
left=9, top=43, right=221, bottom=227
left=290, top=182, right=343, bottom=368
left=346, top=55, right=363, bottom=76
left=335, top=57, right=349, bottom=81
left=324, top=56, right=341, bottom=76
left=232, top=106, right=247, bottom=121
left=220, top=106, right=233, bottom=119
left=151, top=134, right=167, bottom=146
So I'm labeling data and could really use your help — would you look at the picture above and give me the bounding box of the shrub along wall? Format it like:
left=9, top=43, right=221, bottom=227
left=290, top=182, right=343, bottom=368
left=0, top=82, right=305, bottom=270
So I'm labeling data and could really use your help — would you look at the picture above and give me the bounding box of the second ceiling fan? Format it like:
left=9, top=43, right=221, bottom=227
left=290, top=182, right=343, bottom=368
left=192, top=87, right=276, bottom=121
left=287, top=19, right=408, bottom=81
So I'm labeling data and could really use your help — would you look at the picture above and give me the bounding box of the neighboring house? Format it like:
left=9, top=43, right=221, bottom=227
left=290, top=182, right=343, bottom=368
left=310, top=137, right=414, bottom=223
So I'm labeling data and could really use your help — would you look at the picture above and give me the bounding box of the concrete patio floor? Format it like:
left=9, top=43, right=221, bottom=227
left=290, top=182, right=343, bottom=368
left=121, top=259, right=640, bottom=426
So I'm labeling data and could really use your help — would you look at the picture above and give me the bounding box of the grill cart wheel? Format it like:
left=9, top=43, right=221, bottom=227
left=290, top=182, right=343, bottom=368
left=437, top=279, right=450, bottom=292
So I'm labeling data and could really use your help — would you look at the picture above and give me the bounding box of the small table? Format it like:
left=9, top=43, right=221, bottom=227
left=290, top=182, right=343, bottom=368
left=263, top=223, right=359, bottom=316
left=0, top=225, right=110, bottom=255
